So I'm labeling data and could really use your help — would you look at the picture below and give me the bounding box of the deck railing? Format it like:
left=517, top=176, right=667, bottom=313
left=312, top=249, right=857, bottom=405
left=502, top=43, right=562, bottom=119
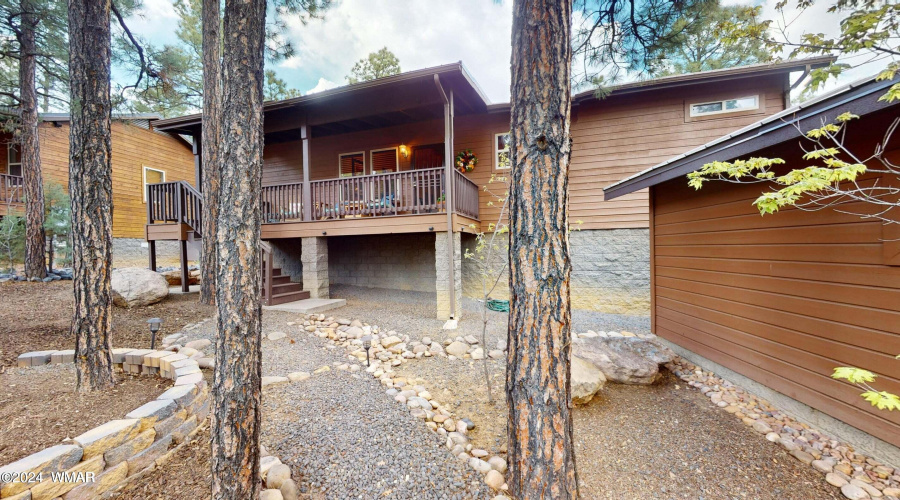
left=146, top=180, right=203, bottom=234
left=0, top=174, right=23, bottom=204
left=147, top=168, right=479, bottom=227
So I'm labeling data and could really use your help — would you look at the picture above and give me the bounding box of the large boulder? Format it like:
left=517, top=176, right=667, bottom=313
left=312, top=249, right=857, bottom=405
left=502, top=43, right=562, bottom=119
left=571, top=355, right=605, bottom=404
left=160, top=270, right=199, bottom=287
left=573, top=336, right=675, bottom=384
left=111, top=267, right=169, bottom=308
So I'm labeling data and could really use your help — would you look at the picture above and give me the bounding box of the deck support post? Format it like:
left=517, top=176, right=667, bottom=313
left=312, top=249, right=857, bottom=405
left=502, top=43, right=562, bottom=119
left=179, top=239, right=189, bottom=292
left=434, top=74, right=457, bottom=319
left=301, top=236, right=329, bottom=299
left=148, top=240, right=157, bottom=271
left=435, top=231, right=462, bottom=320
left=193, top=134, right=202, bottom=189
left=301, top=117, right=312, bottom=222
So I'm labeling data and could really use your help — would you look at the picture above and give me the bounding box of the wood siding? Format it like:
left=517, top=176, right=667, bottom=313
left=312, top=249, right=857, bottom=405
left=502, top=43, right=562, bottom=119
left=34, top=121, right=195, bottom=238
left=256, top=75, right=789, bottom=235
left=649, top=124, right=900, bottom=448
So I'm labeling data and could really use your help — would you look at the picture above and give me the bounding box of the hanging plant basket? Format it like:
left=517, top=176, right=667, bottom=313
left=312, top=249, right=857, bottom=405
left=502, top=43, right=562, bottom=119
left=455, top=149, right=478, bottom=173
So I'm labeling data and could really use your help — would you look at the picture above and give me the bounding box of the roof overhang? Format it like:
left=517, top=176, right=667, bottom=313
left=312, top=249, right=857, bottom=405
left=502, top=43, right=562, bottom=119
left=154, top=62, right=491, bottom=136
left=603, top=74, right=898, bottom=200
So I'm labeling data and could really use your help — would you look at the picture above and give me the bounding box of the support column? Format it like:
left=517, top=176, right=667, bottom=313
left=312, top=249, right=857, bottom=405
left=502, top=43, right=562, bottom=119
left=179, top=240, right=189, bottom=293
left=435, top=231, right=461, bottom=320
left=148, top=240, right=157, bottom=271
left=301, top=236, right=329, bottom=299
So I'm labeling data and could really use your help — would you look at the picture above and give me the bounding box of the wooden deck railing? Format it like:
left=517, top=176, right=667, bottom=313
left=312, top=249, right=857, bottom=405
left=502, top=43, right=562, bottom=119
left=146, top=180, right=203, bottom=234
left=147, top=168, right=479, bottom=229
left=0, top=174, right=23, bottom=204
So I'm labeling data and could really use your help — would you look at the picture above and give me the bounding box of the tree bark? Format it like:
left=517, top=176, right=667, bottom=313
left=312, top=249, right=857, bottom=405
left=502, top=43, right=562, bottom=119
left=68, top=0, right=115, bottom=392
left=20, top=0, right=46, bottom=280
left=506, top=0, right=578, bottom=498
left=199, top=0, right=220, bottom=305
left=210, top=0, right=266, bottom=496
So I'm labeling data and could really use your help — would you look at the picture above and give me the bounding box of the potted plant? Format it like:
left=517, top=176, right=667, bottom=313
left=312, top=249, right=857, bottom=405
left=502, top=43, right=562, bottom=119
left=455, top=149, right=478, bottom=173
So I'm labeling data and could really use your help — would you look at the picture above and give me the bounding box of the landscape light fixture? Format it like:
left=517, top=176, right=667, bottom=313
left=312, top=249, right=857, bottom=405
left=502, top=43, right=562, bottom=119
left=362, top=335, right=373, bottom=366
left=147, top=318, right=163, bottom=349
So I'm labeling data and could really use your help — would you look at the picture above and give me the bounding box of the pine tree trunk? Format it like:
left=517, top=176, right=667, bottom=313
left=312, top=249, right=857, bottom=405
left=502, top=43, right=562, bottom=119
left=68, top=0, right=115, bottom=393
left=506, top=0, right=578, bottom=498
left=20, top=0, right=45, bottom=280
left=199, top=0, right=220, bottom=305
left=210, top=0, right=266, bottom=496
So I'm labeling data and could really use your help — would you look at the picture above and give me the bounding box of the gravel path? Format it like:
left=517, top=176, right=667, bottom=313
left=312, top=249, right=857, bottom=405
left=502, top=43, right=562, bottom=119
left=176, top=308, right=492, bottom=499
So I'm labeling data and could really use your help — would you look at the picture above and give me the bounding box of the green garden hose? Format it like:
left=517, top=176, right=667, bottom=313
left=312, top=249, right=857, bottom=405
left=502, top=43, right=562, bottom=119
left=486, top=298, right=509, bottom=312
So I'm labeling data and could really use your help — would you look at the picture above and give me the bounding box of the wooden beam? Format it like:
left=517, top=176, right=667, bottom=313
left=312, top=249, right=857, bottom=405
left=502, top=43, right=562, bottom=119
left=192, top=134, right=202, bottom=189
left=301, top=117, right=312, bottom=221
left=179, top=240, right=189, bottom=292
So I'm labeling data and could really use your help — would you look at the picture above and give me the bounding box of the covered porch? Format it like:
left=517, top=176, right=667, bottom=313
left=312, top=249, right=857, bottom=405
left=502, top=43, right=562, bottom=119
left=149, top=63, right=489, bottom=318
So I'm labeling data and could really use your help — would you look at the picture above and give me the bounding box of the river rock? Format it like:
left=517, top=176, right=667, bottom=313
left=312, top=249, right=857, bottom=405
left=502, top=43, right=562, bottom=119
left=572, top=336, right=675, bottom=384
left=112, top=268, right=169, bottom=308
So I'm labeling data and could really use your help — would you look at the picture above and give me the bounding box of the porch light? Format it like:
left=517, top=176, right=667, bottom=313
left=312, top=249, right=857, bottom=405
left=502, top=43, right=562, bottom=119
left=147, top=318, right=163, bottom=349
left=362, top=335, right=373, bottom=366
left=399, top=144, right=410, bottom=159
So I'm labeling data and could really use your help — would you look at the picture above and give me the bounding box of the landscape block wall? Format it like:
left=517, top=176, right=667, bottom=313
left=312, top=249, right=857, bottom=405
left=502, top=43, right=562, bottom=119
left=328, top=233, right=437, bottom=293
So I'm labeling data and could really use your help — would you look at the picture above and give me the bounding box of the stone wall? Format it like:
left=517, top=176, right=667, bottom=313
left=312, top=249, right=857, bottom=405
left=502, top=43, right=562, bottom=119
left=328, top=233, right=437, bottom=293
left=461, top=228, right=651, bottom=315
left=113, top=238, right=183, bottom=268
left=3, top=348, right=210, bottom=499
left=269, top=239, right=303, bottom=282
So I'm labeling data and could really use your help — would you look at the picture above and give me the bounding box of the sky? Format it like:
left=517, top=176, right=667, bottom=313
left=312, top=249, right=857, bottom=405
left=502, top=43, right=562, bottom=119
left=122, top=0, right=887, bottom=106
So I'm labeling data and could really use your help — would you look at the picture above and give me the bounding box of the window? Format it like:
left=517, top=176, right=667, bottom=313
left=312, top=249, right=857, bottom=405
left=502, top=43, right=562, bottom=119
left=339, top=152, right=366, bottom=177
left=494, top=132, right=511, bottom=170
left=142, top=166, right=165, bottom=202
left=690, top=95, right=759, bottom=117
left=370, top=148, right=398, bottom=174
left=7, top=144, right=21, bottom=177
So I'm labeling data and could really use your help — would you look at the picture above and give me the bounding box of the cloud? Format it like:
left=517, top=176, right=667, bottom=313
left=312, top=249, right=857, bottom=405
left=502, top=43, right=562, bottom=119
left=277, top=0, right=513, bottom=103
left=305, top=77, right=339, bottom=95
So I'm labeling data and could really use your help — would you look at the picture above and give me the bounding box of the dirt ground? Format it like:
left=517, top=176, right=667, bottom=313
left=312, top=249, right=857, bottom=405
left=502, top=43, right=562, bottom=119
left=0, top=280, right=214, bottom=367
left=394, top=359, right=842, bottom=500
left=0, top=364, right=171, bottom=465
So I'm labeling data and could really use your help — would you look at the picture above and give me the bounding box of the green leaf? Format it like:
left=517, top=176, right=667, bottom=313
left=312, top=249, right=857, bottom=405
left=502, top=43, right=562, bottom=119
left=832, top=367, right=876, bottom=384
left=860, top=391, right=900, bottom=411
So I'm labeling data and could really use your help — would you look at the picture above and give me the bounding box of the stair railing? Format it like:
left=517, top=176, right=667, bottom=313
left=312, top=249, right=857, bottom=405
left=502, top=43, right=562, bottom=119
left=146, top=180, right=203, bottom=236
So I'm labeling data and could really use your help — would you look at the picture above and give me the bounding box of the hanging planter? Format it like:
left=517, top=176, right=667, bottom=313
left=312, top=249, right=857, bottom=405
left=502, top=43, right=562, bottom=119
left=455, top=149, right=478, bottom=173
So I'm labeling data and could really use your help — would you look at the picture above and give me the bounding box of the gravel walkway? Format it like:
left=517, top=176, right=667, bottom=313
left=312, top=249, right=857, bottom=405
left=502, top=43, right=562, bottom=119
left=176, top=309, right=492, bottom=499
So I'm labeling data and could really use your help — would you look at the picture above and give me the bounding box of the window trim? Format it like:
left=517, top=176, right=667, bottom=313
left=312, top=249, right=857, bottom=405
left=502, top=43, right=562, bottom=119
left=369, top=147, right=399, bottom=174
left=689, top=95, right=759, bottom=118
left=494, top=132, right=511, bottom=171
left=338, top=151, right=367, bottom=177
left=7, top=143, right=22, bottom=177
left=142, top=166, right=166, bottom=203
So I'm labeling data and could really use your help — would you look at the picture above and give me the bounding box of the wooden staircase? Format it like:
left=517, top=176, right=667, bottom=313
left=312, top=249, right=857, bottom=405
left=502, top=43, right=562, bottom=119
left=262, top=267, right=310, bottom=305
left=259, top=241, right=310, bottom=306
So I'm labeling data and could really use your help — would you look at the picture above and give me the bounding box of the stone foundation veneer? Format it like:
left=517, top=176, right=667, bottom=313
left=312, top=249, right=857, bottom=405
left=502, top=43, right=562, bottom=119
left=302, top=236, right=329, bottom=299
left=435, top=232, right=462, bottom=320
left=1, top=348, right=211, bottom=499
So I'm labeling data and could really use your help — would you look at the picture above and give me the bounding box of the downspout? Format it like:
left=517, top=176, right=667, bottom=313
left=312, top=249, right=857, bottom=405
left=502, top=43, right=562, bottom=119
left=785, top=64, right=811, bottom=108
left=434, top=74, right=457, bottom=320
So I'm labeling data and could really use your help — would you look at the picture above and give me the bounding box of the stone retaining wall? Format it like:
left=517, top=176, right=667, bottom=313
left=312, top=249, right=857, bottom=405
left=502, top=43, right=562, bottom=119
left=1, top=348, right=211, bottom=500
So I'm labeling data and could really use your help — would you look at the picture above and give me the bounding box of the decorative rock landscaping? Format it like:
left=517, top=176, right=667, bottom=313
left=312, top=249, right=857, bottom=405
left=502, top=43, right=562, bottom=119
left=668, top=357, right=900, bottom=500
left=2, top=347, right=211, bottom=499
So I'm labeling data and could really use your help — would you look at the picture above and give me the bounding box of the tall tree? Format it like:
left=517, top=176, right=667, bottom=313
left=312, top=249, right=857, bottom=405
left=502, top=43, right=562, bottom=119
left=18, top=0, right=45, bottom=279
left=68, top=0, right=116, bottom=392
left=210, top=0, right=266, bottom=496
left=199, top=0, right=220, bottom=305
left=506, top=0, right=578, bottom=498
left=345, top=47, right=400, bottom=84
left=646, top=2, right=771, bottom=76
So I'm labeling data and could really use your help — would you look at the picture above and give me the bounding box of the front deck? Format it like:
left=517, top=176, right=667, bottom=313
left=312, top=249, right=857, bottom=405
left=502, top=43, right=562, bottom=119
left=0, top=173, right=23, bottom=217
left=145, top=166, right=480, bottom=241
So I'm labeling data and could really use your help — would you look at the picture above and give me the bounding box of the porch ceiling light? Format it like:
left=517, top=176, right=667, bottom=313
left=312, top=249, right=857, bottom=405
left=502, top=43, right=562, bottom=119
left=399, top=144, right=410, bottom=159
